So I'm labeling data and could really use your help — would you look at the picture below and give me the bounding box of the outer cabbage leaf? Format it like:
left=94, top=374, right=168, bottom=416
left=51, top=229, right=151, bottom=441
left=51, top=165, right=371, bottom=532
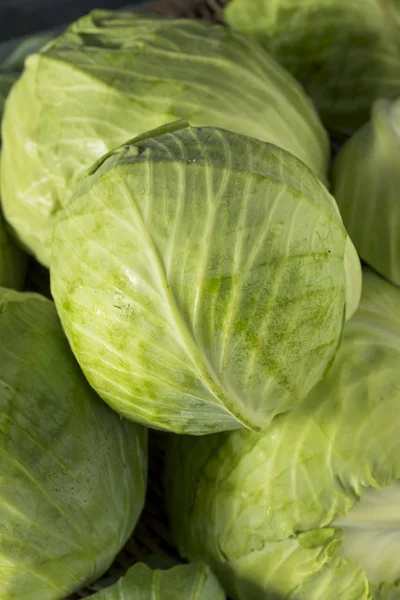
left=90, top=562, right=226, bottom=599
left=332, top=99, right=400, bottom=286
left=51, top=122, right=360, bottom=434
left=0, top=9, right=329, bottom=267
left=0, top=288, right=147, bottom=599
left=224, top=0, right=400, bottom=135
left=165, top=269, right=400, bottom=599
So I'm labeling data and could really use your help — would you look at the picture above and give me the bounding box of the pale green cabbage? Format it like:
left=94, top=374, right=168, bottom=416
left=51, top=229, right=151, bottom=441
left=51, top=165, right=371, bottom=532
left=165, top=269, right=400, bottom=599
left=0, top=9, right=329, bottom=267
left=224, top=0, right=400, bottom=135
left=0, top=287, right=147, bottom=599
left=332, top=98, right=400, bottom=286
left=90, top=562, right=225, bottom=599
left=50, top=122, right=361, bottom=435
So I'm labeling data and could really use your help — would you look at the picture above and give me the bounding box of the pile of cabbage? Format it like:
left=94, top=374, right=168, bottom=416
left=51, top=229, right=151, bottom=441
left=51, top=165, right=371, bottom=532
left=0, top=2, right=399, bottom=599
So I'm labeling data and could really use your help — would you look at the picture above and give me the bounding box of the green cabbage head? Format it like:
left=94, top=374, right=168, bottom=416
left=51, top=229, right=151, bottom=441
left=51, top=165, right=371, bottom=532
left=224, top=0, right=400, bottom=135
left=332, top=98, right=400, bottom=286
left=165, top=268, right=400, bottom=599
left=0, top=9, right=329, bottom=267
left=90, top=562, right=225, bottom=599
left=0, top=287, right=147, bottom=599
left=51, top=122, right=361, bottom=435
